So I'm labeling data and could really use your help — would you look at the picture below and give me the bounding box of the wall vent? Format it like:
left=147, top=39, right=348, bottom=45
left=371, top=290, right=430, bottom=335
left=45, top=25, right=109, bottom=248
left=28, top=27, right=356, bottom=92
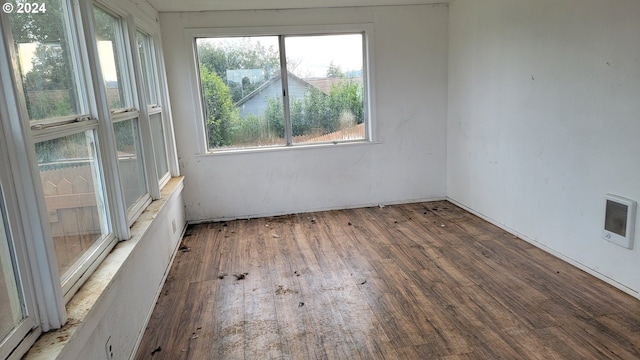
left=602, top=194, right=636, bottom=249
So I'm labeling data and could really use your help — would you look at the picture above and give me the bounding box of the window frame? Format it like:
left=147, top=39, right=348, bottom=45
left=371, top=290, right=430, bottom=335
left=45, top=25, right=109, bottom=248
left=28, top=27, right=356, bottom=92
left=134, top=28, right=171, bottom=189
left=0, top=0, right=178, bottom=354
left=31, top=122, right=118, bottom=301
left=4, top=0, right=125, bottom=304
left=185, top=24, right=376, bottom=154
left=91, top=3, right=152, bottom=224
left=0, top=97, right=42, bottom=360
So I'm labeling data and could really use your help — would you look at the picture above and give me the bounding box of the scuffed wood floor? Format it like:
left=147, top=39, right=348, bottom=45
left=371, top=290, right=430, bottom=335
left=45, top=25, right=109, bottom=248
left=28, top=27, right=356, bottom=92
left=136, top=201, right=640, bottom=359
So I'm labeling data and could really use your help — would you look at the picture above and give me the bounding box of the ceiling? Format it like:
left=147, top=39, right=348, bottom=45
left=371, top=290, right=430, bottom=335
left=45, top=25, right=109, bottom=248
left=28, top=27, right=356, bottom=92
left=145, top=0, right=447, bottom=12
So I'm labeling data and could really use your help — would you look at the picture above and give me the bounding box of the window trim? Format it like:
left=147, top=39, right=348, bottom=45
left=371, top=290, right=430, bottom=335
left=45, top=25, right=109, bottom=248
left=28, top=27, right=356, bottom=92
left=185, top=23, right=376, bottom=154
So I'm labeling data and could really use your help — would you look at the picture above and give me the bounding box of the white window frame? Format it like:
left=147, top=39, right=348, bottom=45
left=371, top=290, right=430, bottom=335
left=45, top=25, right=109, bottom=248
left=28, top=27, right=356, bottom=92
left=31, top=122, right=118, bottom=302
left=185, top=24, right=376, bottom=154
left=91, top=2, right=152, bottom=224
left=134, top=27, right=171, bottom=190
left=0, top=91, right=42, bottom=360
left=0, top=0, right=178, bottom=355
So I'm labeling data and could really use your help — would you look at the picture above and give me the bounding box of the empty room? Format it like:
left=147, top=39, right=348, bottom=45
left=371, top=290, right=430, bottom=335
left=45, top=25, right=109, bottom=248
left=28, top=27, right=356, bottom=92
left=0, top=0, right=639, bottom=359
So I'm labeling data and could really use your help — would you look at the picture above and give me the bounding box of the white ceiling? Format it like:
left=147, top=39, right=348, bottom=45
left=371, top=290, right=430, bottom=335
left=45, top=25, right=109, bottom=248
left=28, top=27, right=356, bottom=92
left=145, top=0, right=447, bottom=12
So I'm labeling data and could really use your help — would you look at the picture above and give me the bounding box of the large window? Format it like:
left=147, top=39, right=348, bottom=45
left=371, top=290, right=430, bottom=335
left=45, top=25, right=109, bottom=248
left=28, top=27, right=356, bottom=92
left=194, top=30, right=369, bottom=151
left=0, top=0, right=176, bottom=356
left=9, top=0, right=116, bottom=297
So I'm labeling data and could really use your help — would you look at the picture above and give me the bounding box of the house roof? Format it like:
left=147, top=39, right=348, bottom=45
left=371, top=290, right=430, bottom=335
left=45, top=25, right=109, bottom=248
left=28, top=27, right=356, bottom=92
left=235, top=73, right=363, bottom=106
left=304, top=77, right=363, bottom=95
left=234, top=71, right=315, bottom=106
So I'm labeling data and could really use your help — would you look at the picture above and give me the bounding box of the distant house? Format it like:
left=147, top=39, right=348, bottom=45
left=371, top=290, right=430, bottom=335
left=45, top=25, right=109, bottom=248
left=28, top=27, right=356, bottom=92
left=235, top=72, right=316, bottom=119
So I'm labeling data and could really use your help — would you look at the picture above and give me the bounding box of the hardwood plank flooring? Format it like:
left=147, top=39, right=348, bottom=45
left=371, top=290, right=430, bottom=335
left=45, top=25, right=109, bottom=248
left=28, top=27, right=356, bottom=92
left=136, top=201, right=640, bottom=359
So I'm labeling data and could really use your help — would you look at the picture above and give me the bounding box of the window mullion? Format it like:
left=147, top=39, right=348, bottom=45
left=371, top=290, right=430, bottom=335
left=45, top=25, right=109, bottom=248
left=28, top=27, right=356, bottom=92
left=278, top=35, right=292, bottom=146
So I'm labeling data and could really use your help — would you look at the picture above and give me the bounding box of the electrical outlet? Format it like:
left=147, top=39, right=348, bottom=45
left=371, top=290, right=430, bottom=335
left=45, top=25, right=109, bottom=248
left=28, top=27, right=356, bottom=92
left=105, top=336, right=114, bottom=360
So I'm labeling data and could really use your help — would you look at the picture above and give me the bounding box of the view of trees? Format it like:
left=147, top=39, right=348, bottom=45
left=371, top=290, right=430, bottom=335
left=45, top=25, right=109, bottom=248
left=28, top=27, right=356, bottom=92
left=197, top=39, right=280, bottom=103
left=264, top=82, right=364, bottom=139
left=10, top=0, right=79, bottom=120
left=197, top=37, right=365, bottom=149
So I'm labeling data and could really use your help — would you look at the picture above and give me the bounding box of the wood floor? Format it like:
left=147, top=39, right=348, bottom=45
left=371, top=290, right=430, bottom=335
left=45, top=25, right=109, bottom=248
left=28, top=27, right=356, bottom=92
left=136, top=201, right=640, bottom=359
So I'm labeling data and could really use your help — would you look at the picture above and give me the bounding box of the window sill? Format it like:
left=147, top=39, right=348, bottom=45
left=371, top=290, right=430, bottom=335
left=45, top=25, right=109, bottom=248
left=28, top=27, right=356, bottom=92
left=198, top=139, right=381, bottom=157
left=24, top=176, right=185, bottom=360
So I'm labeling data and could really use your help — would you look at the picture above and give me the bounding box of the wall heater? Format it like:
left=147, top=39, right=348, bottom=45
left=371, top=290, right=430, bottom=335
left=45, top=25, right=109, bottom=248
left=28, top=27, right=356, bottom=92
left=602, top=194, right=637, bottom=249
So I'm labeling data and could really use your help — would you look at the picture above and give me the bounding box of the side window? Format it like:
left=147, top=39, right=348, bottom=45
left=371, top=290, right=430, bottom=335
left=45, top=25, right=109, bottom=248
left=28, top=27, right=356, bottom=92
left=137, top=30, right=170, bottom=183
left=0, top=183, right=38, bottom=360
left=0, top=0, right=177, bottom=356
left=93, top=5, right=148, bottom=214
left=10, top=0, right=85, bottom=122
left=9, top=0, right=114, bottom=291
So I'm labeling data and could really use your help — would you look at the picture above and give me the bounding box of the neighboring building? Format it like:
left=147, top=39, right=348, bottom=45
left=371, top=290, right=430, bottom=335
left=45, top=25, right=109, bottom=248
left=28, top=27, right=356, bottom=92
left=235, top=71, right=315, bottom=118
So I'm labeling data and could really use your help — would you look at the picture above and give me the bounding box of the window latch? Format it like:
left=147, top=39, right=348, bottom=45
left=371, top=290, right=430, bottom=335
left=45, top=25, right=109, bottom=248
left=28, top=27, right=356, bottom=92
left=111, top=107, right=137, bottom=114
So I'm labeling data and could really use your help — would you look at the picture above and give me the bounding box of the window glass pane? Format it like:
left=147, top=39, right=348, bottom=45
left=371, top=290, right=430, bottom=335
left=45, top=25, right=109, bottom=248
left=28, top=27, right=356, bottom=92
left=113, top=119, right=147, bottom=209
left=9, top=0, right=84, bottom=120
left=136, top=31, right=157, bottom=106
left=0, top=198, right=24, bottom=342
left=285, top=34, right=365, bottom=144
left=35, top=131, right=109, bottom=277
left=93, top=6, right=131, bottom=110
left=149, top=113, right=169, bottom=181
left=196, top=36, right=284, bottom=149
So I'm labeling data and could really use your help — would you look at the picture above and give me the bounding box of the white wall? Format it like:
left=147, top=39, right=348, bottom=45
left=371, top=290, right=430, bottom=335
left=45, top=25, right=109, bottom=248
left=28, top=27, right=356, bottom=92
left=160, top=4, right=449, bottom=222
left=73, top=185, right=186, bottom=359
left=25, top=180, right=185, bottom=359
left=448, top=0, right=640, bottom=296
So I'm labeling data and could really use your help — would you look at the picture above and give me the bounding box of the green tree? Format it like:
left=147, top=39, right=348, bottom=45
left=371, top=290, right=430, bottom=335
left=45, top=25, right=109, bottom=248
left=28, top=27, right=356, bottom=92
left=265, top=96, right=285, bottom=138
left=197, top=39, right=280, bottom=103
left=328, top=81, right=364, bottom=126
left=265, top=82, right=364, bottom=140
left=199, top=67, right=239, bottom=147
left=326, top=61, right=344, bottom=78
left=304, top=87, right=332, bottom=134
left=289, top=98, right=305, bottom=136
left=10, top=0, right=78, bottom=120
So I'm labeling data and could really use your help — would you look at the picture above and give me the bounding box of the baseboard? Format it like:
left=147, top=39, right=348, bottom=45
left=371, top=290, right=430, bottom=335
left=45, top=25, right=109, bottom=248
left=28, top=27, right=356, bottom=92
left=188, top=196, right=448, bottom=224
left=446, top=197, right=639, bottom=299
